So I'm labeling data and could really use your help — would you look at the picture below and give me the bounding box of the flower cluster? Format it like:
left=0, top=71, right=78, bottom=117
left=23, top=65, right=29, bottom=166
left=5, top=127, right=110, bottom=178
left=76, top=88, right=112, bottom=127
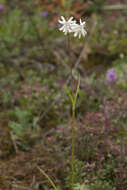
left=58, top=16, right=87, bottom=38
left=106, top=68, right=117, bottom=83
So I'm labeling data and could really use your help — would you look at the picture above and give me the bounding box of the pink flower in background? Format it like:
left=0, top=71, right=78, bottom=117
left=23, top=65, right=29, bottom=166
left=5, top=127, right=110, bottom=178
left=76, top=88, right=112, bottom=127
left=40, top=11, right=48, bottom=17
left=0, top=4, right=4, bottom=11
left=106, top=68, right=117, bottom=83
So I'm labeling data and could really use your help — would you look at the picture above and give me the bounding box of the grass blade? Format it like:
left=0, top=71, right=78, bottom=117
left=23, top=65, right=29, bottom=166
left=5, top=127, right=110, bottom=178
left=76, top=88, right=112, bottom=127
left=73, top=74, right=80, bottom=108
left=64, top=87, right=74, bottom=106
left=37, top=166, right=58, bottom=190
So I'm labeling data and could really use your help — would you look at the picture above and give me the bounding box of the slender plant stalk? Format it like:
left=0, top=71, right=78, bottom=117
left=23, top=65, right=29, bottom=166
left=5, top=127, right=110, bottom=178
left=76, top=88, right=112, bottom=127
left=67, top=33, right=75, bottom=190
left=38, top=33, right=79, bottom=190
left=67, top=34, right=74, bottom=95
left=37, top=166, right=58, bottom=190
left=71, top=105, right=75, bottom=190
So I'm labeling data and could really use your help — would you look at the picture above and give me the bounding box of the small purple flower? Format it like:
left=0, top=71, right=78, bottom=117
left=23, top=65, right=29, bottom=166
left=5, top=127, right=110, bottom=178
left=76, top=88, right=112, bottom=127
left=0, top=4, right=4, bottom=11
left=106, top=68, right=117, bottom=83
left=40, top=11, right=48, bottom=17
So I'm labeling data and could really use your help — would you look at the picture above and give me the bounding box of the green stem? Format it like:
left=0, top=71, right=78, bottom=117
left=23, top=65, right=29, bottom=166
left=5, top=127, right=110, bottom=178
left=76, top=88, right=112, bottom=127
left=67, top=33, right=75, bottom=190
left=67, top=34, right=74, bottom=95
left=71, top=105, right=75, bottom=190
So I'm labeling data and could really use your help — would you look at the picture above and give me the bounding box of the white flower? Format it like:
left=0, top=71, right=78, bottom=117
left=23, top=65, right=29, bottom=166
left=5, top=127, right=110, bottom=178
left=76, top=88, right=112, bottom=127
left=58, top=16, right=87, bottom=38
left=58, top=16, right=76, bottom=35
left=72, top=19, right=87, bottom=39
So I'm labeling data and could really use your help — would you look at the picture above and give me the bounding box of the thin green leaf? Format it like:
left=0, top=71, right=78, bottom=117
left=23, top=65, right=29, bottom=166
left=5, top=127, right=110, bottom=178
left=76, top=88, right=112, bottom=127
left=73, top=74, right=80, bottom=107
left=37, top=166, right=58, bottom=190
left=64, top=87, right=74, bottom=105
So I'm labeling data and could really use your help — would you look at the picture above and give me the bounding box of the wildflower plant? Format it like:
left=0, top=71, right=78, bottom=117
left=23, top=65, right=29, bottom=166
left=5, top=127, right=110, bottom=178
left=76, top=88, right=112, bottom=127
left=106, top=68, right=117, bottom=83
left=38, top=16, right=87, bottom=190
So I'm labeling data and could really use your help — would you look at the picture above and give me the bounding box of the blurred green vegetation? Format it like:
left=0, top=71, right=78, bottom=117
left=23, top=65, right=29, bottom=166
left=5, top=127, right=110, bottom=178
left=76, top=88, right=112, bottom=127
left=0, top=0, right=127, bottom=189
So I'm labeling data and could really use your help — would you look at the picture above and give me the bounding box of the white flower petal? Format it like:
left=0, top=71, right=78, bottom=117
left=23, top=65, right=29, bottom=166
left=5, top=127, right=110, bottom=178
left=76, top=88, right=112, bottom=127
left=78, top=33, right=81, bottom=38
left=68, top=17, right=74, bottom=22
left=58, top=20, right=64, bottom=24
left=61, top=16, right=65, bottom=21
left=74, top=32, right=78, bottom=37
